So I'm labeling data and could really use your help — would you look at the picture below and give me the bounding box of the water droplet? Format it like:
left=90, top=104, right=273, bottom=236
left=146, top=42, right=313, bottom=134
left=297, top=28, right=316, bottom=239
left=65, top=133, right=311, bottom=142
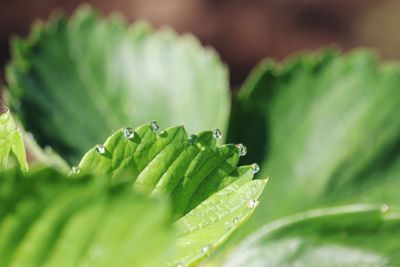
left=72, top=166, right=80, bottom=174
left=188, top=134, right=199, bottom=145
left=151, top=120, right=160, bottom=133
left=236, top=144, right=247, bottom=156
left=380, top=204, right=389, bottom=213
left=123, top=127, right=135, bottom=139
left=212, top=128, right=222, bottom=139
left=252, top=163, right=260, bottom=174
left=201, top=245, right=211, bottom=253
left=96, top=145, right=106, bottom=154
left=226, top=217, right=240, bottom=231
left=177, top=262, right=185, bottom=267
left=247, top=199, right=259, bottom=209
left=159, top=130, right=168, bottom=137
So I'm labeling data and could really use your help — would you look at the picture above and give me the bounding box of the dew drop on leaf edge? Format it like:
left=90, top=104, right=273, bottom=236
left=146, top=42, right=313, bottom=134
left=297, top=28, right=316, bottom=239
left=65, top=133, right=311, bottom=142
left=188, top=134, right=199, bottom=145
left=212, top=128, right=222, bottom=139
left=96, top=144, right=106, bottom=154
left=236, top=143, right=247, bottom=156
left=123, top=127, right=135, bottom=139
left=151, top=120, right=160, bottom=133
left=252, top=163, right=260, bottom=174
left=201, top=245, right=211, bottom=253
left=247, top=199, right=259, bottom=209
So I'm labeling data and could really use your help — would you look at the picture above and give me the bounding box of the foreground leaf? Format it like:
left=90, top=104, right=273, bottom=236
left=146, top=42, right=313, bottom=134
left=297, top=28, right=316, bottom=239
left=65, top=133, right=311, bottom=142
left=0, top=106, right=27, bottom=171
left=221, top=205, right=400, bottom=267
left=76, top=122, right=267, bottom=265
left=173, top=168, right=265, bottom=266
left=228, top=50, right=400, bottom=228
left=0, top=167, right=173, bottom=267
left=6, top=6, right=230, bottom=164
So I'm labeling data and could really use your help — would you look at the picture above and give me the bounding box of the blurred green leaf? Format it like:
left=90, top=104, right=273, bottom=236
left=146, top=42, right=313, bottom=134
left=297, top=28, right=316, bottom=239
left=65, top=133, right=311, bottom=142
left=0, top=107, right=27, bottom=171
left=6, top=6, right=230, bottom=164
left=76, top=122, right=267, bottom=266
left=221, top=205, right=400, bottom=267
left=21, top=131, right=71, bottom=173
left=0, top=167, right=173, bottom=267
left=228, top=50, right=400, bottom=229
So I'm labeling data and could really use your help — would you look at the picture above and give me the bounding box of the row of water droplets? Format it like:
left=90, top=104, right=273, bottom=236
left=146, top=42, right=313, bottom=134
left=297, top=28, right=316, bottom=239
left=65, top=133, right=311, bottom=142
left=90, top=121, right=256, bottom=166
left=74, top=121, right=261, bottom=190
left=75, top=120, right=261, bottom=181
left=71, top=121, right=161, bottom=173
left=72, top=121, right=262, bottom=265
left=76, top=125, right=260, bottom=216
left=211, top=128, right=247, bottom=157
left=98, top=121, right=159, bottom=154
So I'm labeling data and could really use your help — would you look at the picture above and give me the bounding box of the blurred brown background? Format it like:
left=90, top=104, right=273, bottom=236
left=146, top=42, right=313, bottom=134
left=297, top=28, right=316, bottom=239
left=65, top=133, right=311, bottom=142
left=1, top=0, right=400, bottom=88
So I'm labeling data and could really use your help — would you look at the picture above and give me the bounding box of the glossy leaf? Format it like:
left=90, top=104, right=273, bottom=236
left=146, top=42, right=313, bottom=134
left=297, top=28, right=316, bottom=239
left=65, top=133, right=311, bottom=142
left=221, top=205, right=400, bottom=267
left=172, top=168, right=265, bottom=266
left=0, top=167, right=173, bottom=267
left=228, top=50, right=400, bottom=228
left=6, top=6, right=230, bottom=164
left=76, top=122, right=267, bottom=265
left=0, top=107, right=27, bottom=171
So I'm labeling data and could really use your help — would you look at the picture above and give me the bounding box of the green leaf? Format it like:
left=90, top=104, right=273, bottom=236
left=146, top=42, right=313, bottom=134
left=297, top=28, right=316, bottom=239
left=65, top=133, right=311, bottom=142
left=76, top=122, right=267, bottom=266
left=228, top=50, right=400, bottom=227
left=173, top=171, right=266, bottom=266
left=0, top=106, right=27, bottom=171
left=0, top=167, right=173, bottom=267
left=22, top=130, right=70, bottom=173
left=6, top=6, right=230, bottom=164
left=221, top=205, right=400, bottom=267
